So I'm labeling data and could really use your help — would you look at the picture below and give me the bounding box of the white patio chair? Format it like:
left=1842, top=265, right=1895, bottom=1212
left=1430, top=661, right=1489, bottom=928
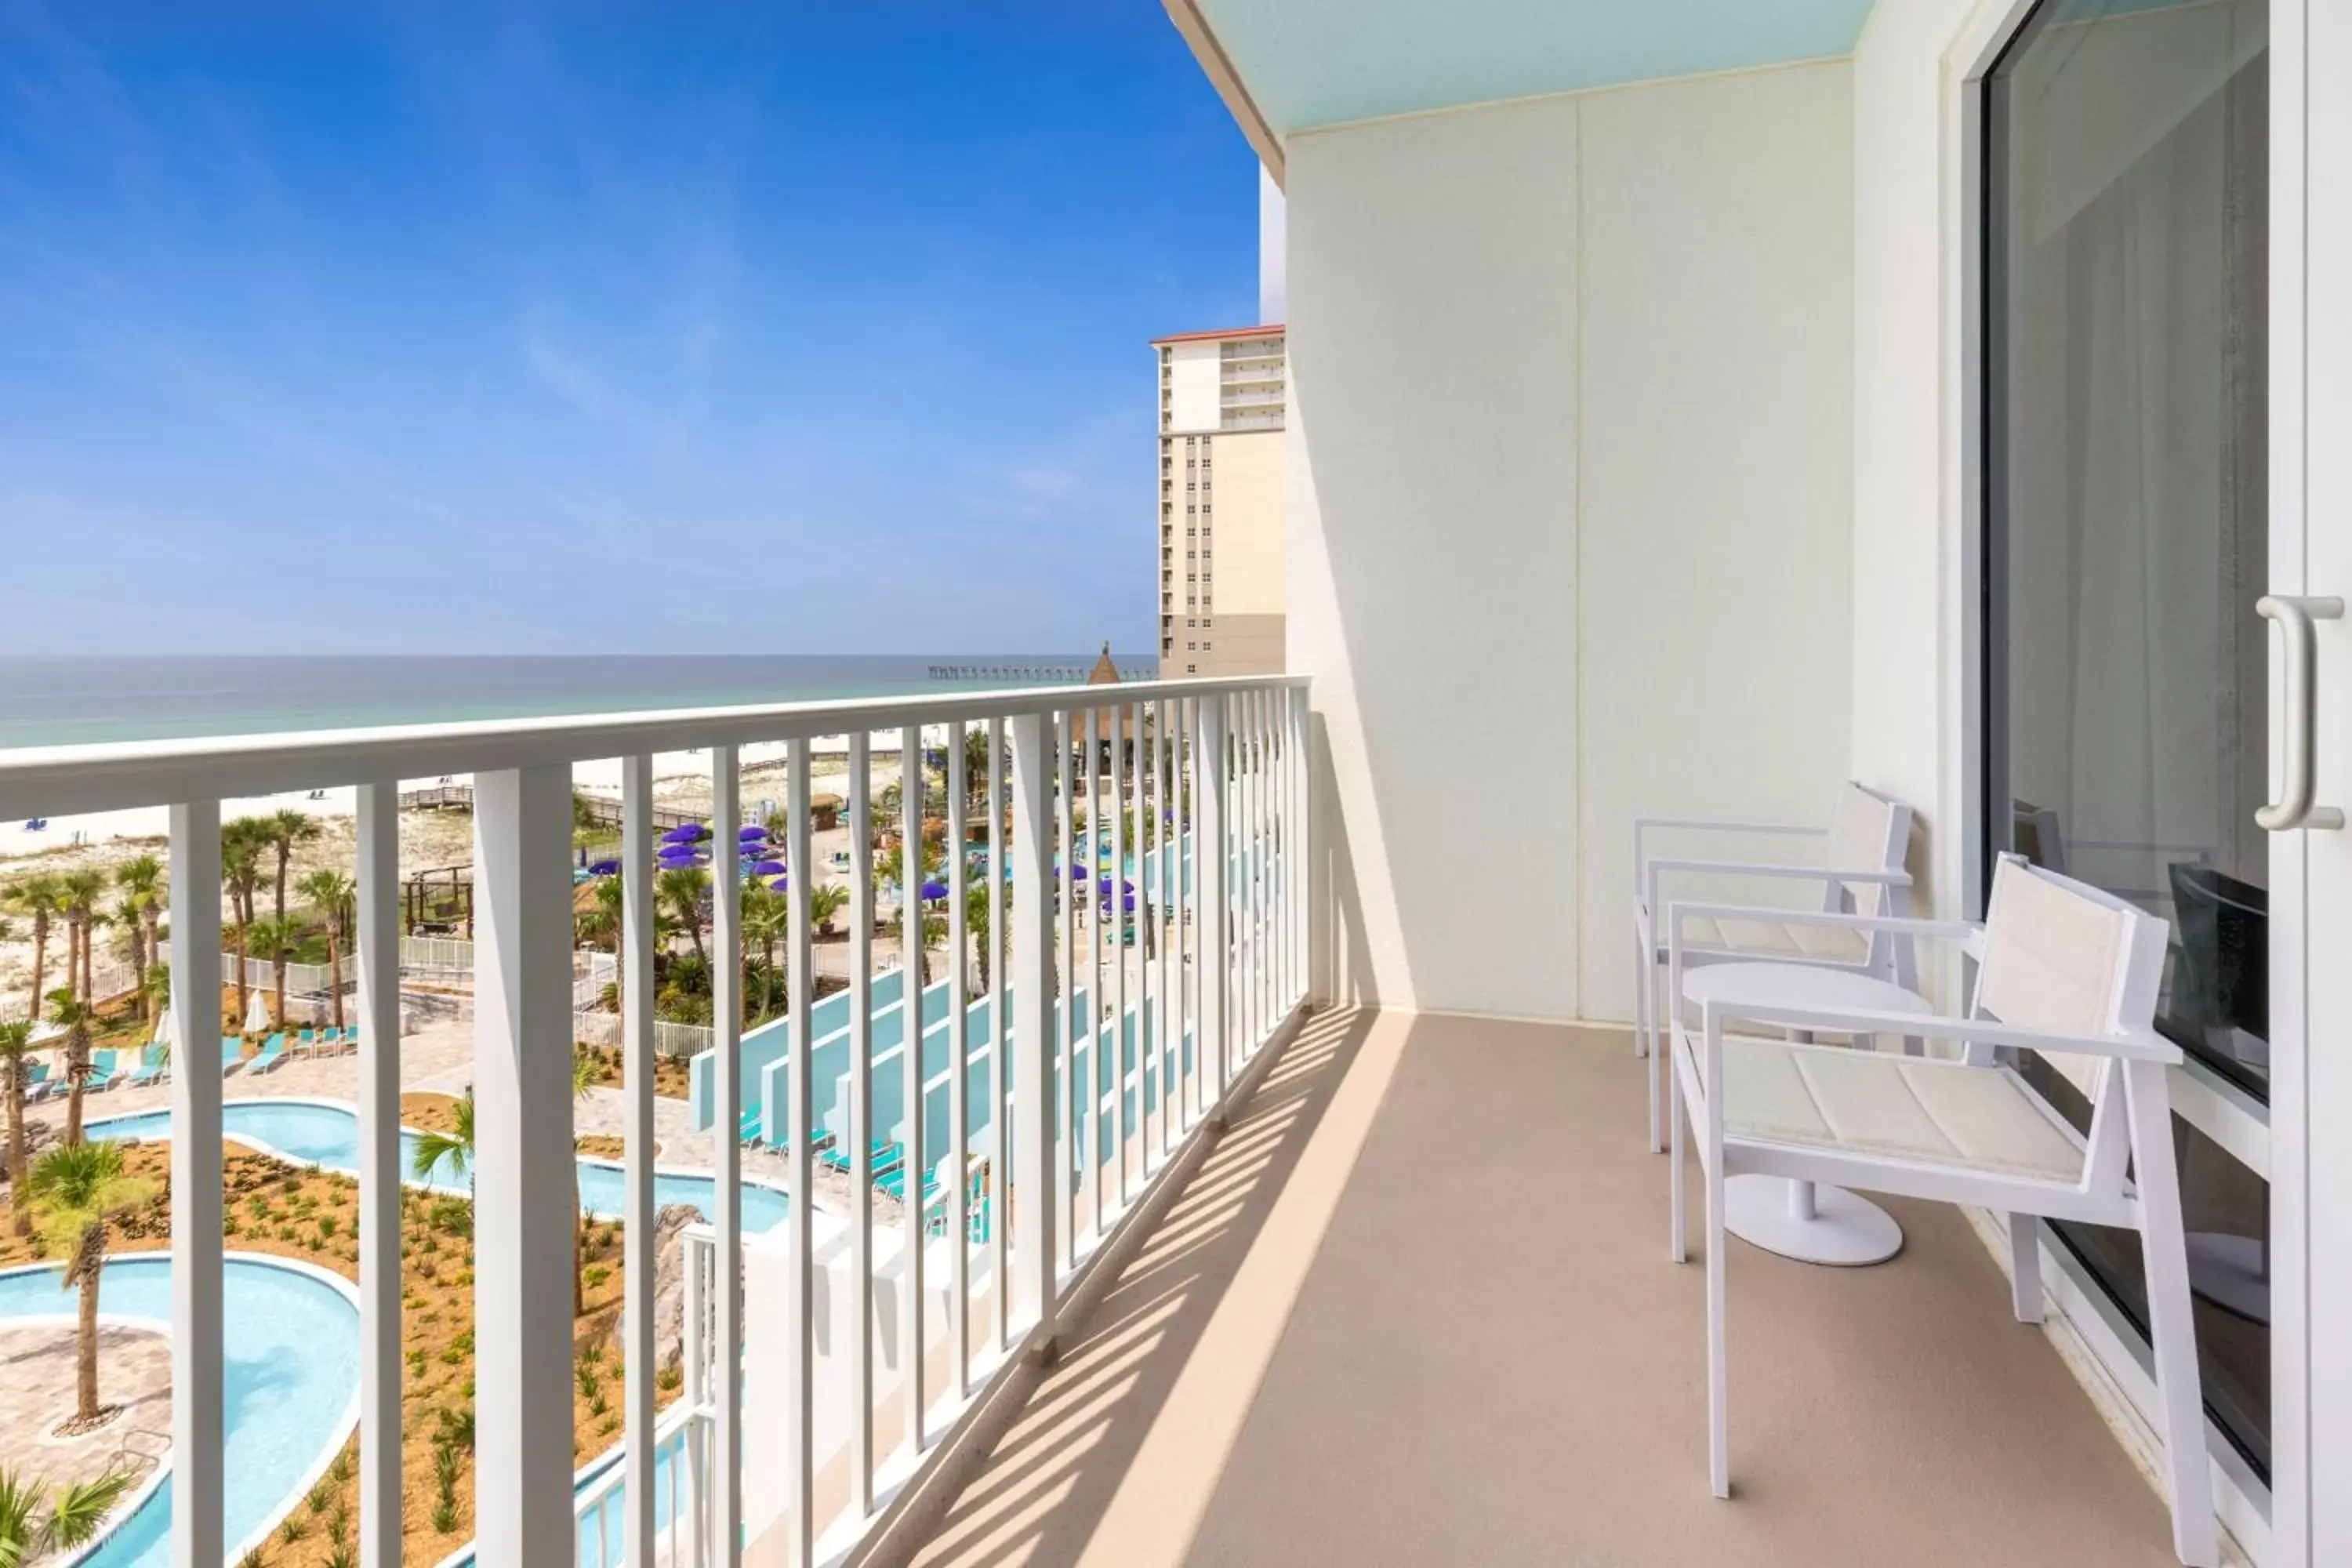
left=1664, top=855, right=2214, bottom=1566
left=1632, top=782, right=1916, bottom=1152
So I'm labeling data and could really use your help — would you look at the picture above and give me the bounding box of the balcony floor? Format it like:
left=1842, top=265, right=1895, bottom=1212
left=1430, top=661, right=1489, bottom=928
left=906, top=1009, right=2186, bottom=1567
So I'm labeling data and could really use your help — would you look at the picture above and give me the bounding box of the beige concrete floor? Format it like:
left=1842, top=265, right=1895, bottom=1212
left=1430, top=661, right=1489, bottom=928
left=906, top=1009, right=2190, bottom=1568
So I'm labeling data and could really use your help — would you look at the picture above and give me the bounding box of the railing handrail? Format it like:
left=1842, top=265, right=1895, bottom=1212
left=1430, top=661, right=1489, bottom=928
left=0, top=673, right=1308, bottom=819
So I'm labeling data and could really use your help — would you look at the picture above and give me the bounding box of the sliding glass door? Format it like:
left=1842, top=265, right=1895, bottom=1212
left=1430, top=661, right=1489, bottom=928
left=1982, top=0, right=2273, bottom=1481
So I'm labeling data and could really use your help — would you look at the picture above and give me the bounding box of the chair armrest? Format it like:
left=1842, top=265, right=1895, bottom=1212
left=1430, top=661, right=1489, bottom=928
left=1701, top=1003, right=2182, bottom=1065
left=1634, top=819, right=1824, bottom=887
left=1665, top=901, right=1973, bottom=942
left=1640, top=858, right=1913, bottom=924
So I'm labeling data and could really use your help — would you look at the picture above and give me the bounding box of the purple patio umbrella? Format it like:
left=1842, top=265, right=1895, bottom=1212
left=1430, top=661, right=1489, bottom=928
left=587, top=858, right=621, bottom=877
left=1067, top=862, right=1091, bottom=881
left=663, top=823, right=706, bottom=844
left=739, top=825, right=767, bottom=841
left=920, top=880, right=949, bottom=901
left=750, top=858, right=786, bottom=877
left=768, top=875, right=790, bottom=892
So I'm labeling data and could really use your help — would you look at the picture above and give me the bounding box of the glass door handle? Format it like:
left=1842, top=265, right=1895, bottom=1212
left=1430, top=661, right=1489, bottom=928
left=2257, top=594, right=2346, bottom=830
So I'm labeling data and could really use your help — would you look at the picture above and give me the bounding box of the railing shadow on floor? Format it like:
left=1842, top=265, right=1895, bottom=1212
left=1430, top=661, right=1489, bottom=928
left=902, top=1005, right=1376, bottom=1568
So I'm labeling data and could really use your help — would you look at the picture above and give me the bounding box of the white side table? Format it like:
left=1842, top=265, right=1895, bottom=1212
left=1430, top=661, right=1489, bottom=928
left=1679, top=960, right=1933, bottom=1267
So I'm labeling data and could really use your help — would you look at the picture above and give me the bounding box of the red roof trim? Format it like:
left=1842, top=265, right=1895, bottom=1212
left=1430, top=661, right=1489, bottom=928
left=1150, top=323, right=1286, bottom=346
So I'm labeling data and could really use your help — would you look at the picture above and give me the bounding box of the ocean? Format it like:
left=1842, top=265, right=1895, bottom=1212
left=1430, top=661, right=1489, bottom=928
left=0, top=654, right=1153, bottom=750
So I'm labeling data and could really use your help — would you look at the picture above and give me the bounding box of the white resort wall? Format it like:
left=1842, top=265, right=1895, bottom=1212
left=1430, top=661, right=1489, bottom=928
left=1286, top=59, right=1857, bottom=1024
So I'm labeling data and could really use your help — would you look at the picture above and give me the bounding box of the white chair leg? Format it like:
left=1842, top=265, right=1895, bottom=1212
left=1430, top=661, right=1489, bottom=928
left=1668, top=1047, right=1687, bottom=1265
left=2125, top=1062, right=2218, bottom=1566
left=2008, top=1214, right=2043, bottom=1325
left=1706, top=1145, right=1728, bottom=1499
left=1632, top=918, right=1650, bottom=1062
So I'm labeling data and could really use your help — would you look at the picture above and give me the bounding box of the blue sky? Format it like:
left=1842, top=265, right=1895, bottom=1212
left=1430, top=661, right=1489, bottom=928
left=0, top=2, right=1260, bottom=655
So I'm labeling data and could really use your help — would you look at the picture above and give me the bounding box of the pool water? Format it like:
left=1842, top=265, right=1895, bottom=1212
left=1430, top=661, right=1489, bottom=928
left=0, top=1254, right=360, bottom=1568
left=89, top=1100, right=792, bottom=1233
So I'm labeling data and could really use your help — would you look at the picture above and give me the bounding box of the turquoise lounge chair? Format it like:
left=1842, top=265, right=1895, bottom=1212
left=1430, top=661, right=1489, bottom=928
left=221, top=1036, right=248, bottom=1075
left=739, top=1105, right=767, bottom=1146
left=20, top=1061, right=53, bottom=1102
left=296, top=1027, right=317, bottom=1058
left=238, top=1034, right=286, bottom=1076
left=124, top=1045, right=167, bottom=1089
left=86, top=1050, right=122, bottom=1093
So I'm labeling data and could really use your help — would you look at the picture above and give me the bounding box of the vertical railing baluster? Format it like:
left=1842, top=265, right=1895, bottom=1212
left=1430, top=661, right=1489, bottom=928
left=1252, top=689, right=1269, bottom=1051
left=471, top=766, right=577, bottom=1562
left=1144, top=701, right=1163, bottom=1174
left=683, top=1236, right=706, bottom=1568
left=710, top=747, right=744, bottom=1563
left=1112, top=701, right=1131, bottom=1211
left=784, top=738, right=816, bottom=1568
left=848, top=731, right=876, bottom=1515
left=1291, top=684, right=1308, bottom=1013
left=899, top=723, right=926, bottom=1453
left=947, top=720, right=971, bottom=1398
left=356, top=782, right=401, bottom=1568
left=1086, top=706, right=1105, bottom=1241
left=1159, top=697, right=1176, bottom=1150
left=1178, top=698, right=1198, bottom=1132
left=1196, top=698, right=1229, bottom=1112
left=625, top=753, right=659, bottom=1567
left=1008, top=711, right=1059, bottom=1356
left=986, top=716, right=1008, bottom=1354
left=1055, top=709, right=1075, bottom=1273
left=169, top=800, right=224, bottom=1566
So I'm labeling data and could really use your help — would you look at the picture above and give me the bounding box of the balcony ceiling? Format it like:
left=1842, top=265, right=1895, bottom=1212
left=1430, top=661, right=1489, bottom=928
left=1190, top=0, right=1876, bottom=134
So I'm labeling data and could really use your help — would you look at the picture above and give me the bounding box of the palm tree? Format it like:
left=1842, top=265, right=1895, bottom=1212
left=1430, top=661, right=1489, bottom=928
left=56, top=869, right=104, bottom=1005
left=411, top=1091, right=475, bottom=1195
left=0, top=1465, right=135, bottom=1564
left=964, top=879, right=996, bottom=996
left=26, top=1141, right=154, bottom=1423
left=245, top=918, right=299, bottom=1031
left=297, top=869, right=355, bottom=1031
left=4, top=877, right=64, bottom=1024
left=810, top=884, right=848, bottom=938
left=0, top=1021, right=35, bottom=1240
left=221, top=819, right=268, bottom=1028
left=114, top=856, right=164, bottom=1022
left=46, top=990, right=94, bottom=1147
left=656, top=866, right=710, bottom=966
left=140, top=961, right=171, bottom=1034
left=575, top=874, right=633, bottom=1017
left=263, top=808, right=322, bottom=926
left=876, top=837, right=946, bottom=986
left=740, top=881, right=787, bottom=1023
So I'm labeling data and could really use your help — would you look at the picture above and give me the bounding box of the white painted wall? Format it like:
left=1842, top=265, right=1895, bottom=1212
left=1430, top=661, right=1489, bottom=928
left=1287, top=60, right=1856, bottom=1023
left=1576, top=62, right=1857, bottom=1022
left=1849, top=0, right=1993, bottom=927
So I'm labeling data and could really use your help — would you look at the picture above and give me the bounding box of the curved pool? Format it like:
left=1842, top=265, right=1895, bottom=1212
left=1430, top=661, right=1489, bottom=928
left=89, top=1099, right=793, bottom=1234
left=0, top=1254, right=360, bottom=1568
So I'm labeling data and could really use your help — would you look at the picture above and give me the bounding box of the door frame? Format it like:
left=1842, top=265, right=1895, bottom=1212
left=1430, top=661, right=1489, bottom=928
left=1945, top=0, right=2293, bottom=1560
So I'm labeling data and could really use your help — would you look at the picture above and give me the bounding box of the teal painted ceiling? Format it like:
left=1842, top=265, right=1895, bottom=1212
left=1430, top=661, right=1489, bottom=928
left=1194, top=0, right=1878, bottom=133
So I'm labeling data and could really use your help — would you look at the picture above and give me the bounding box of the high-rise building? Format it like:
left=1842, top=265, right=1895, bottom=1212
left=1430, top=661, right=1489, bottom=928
left=1154, top=323, right=1285, bottom=677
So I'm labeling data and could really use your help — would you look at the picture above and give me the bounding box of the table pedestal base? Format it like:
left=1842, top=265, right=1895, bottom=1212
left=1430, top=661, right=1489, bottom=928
left=1723, top=1175, right=1904, bottom=1266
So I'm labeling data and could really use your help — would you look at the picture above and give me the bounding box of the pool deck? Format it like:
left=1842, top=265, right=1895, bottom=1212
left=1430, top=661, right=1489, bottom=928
left=0, top=1320, right=172, bottom=1487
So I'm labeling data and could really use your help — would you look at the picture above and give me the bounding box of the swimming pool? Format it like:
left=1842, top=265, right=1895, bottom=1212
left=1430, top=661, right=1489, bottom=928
left=0, top=1254, right=361, bottom=1568
left=87, top=1099, right=793, bottom=1235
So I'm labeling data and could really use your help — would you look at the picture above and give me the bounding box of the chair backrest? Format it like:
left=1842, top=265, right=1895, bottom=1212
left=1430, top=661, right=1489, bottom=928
left=1823, top=782, right=1911, bottom=920
left=1972, top=855, right=2167, bottom=1105
left=92, top=1049, right=116, bottom=1074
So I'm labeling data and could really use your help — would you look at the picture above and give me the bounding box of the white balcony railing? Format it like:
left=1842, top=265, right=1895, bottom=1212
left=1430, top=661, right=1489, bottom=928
left=0, top=672, right=1309, bottom=1567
